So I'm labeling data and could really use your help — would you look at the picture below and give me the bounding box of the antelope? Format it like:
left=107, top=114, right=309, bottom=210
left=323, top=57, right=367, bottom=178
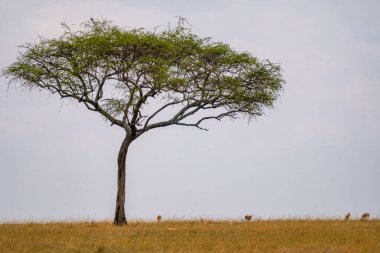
left=245, top=215, right=253, bottom=221
left=344, top=213, right=350, bottom=221
left=157, top=215, right=162, bottom=223
left=361, top=213, right=370, bottom=220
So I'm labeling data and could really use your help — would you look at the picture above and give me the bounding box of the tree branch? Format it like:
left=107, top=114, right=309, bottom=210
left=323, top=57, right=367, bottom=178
left=130, top=89, right=155, bottom=125
left=143, top=98, right=186, bottom=129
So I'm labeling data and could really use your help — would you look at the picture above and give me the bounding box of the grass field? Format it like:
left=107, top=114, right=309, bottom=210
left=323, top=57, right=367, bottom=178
left=1, top=219, right=379, bottom=253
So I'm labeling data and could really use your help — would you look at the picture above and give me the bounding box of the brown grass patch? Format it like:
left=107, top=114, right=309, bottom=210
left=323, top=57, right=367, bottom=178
left=1, top=219, right=379, bottom=252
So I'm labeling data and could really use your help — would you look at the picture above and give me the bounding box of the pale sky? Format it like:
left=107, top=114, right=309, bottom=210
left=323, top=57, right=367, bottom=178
left=0, top=0, right=379, bottom=222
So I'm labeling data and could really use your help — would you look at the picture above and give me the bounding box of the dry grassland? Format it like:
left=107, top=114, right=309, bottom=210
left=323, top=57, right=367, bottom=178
left=1, top=219, right=379, bottom=253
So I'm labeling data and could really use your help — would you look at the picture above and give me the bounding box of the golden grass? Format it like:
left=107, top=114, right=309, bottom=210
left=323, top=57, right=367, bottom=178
left=1, top=219, right=379, bottom=253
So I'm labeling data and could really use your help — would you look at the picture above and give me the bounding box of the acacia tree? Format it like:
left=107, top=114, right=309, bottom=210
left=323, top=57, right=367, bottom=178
left=3, top=19, right=284, bottom=225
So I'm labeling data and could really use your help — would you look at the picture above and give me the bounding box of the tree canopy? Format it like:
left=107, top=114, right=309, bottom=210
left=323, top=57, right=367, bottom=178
left=4, top=19, right=284, bottom=137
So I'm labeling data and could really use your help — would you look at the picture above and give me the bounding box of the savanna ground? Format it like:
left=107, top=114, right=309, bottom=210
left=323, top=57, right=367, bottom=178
left=1, top=219, right=379, bottom=253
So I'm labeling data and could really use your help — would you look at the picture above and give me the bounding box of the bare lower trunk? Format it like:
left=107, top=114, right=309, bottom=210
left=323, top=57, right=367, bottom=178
left=113, top=134, right=131, bottom=225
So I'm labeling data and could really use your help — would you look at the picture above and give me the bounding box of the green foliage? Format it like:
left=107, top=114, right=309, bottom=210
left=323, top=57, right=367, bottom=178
left=3, top=18, right=284, bottom=135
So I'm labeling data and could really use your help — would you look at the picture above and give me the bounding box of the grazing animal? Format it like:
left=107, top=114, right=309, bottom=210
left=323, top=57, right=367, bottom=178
left=344, top=213, right=351, bottom=221
left=157, top=215, right=162, bottom=223
left=361, top=213, right=370, bottom=220
left=245, top=215, right=253, bottom=221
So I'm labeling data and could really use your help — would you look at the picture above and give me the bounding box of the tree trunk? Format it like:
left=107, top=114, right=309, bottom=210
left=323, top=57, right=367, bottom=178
left=113, top=134, right=131, bottom=225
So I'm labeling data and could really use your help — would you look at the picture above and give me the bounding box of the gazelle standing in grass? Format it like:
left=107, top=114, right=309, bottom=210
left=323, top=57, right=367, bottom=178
left=245, top=215, right=253, bottom=221
left=361, top=213, right=370, bottom=220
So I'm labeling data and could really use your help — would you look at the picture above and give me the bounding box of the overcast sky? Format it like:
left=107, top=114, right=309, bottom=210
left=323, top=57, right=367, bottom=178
left=1, top=0, right=379, bottom=222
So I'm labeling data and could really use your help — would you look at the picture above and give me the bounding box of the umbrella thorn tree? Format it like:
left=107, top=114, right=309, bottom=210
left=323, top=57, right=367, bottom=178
left=3, top=19, right=284, bottom=225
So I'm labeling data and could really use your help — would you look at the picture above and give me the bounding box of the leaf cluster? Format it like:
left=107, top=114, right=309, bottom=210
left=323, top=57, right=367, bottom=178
left=3, top=19, right=284, bottom=137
